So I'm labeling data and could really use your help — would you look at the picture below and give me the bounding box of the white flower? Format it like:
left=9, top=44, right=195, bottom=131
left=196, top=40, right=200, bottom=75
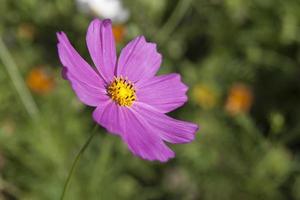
left=76, top=0, right=129, bottom=23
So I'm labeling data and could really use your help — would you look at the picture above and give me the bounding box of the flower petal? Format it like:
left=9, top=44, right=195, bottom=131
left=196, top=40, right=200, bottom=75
left=92, top=101, right=124, bottom=135
left=136, top=73, right=188, bottom=113
left=66, top=72, right=108, bottom=106
left=57, top=32, right=105, bottom=106
left=122, top=107, right=175, bottom=162
left=86, top=19, right=117, bottom=83
left=93, top=102, right=175, bottom=162
left=133, top=103, right=199, bottom=144
left=117, top=36, right=162, bottom=83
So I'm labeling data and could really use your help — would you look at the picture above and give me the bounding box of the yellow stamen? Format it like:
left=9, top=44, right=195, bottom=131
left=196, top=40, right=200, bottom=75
left=107, top=76, right=136, bottom=107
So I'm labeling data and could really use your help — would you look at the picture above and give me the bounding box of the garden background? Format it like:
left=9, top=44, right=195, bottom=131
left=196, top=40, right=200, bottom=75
left=0, top=0, right=300, bottom=199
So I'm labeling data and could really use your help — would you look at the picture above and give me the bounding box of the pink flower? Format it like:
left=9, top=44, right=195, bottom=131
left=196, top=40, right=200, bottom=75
left=57, top=19, right=198, bottom=162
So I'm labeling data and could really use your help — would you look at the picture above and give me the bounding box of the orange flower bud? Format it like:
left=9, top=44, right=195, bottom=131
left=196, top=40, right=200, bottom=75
left=17, top=23, right=36, bottom=40
left=225, top=83, right=253, bottom=115
left=112, top=24, right=126, bottom=43
left=26, top=67, right=55, bottom=95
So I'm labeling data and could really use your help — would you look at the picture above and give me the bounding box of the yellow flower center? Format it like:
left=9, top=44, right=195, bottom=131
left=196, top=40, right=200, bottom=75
left=107, top=77, right=136, bottom=107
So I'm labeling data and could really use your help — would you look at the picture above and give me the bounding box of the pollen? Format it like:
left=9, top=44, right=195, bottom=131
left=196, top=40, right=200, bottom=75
left=107, top=76, right=136, bottom=107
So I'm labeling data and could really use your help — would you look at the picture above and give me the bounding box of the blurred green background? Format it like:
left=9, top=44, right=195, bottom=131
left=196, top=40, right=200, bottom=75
left=1, top=0, right=300, bottom=199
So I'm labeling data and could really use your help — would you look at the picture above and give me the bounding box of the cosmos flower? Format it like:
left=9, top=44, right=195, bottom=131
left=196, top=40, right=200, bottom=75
left=57, top=19, right=198, bottom=162
left=76, top=0, right=129, bottom=23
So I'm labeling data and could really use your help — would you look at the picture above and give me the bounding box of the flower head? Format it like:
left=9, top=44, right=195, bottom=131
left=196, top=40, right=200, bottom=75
left=76, top=0, right=129, bottom=23
left=57, top=19, right=198, bottom=162
left=26, top=67, right=55, bottom=95
left=225, top=83, right=253, bottom=115
left=17, top=23, right=36, bottom=40
left=192, top=84, right=218, bottom=109
left=112, top=24, right=126, bottom=43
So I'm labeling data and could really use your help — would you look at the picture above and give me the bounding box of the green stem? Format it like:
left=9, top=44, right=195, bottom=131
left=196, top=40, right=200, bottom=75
left=60, top=126, right=98, bottom=200
left=0, top=36, right=39, bottom=119
left=155, top=0, right=193, bottom=44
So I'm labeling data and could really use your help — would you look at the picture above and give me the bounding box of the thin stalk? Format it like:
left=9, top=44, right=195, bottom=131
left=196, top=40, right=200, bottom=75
left=155, top=0, right=193, bottom=44
left=0, top=37, right=39, bottom=119
left=60, top=126, right=98, bottom=200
